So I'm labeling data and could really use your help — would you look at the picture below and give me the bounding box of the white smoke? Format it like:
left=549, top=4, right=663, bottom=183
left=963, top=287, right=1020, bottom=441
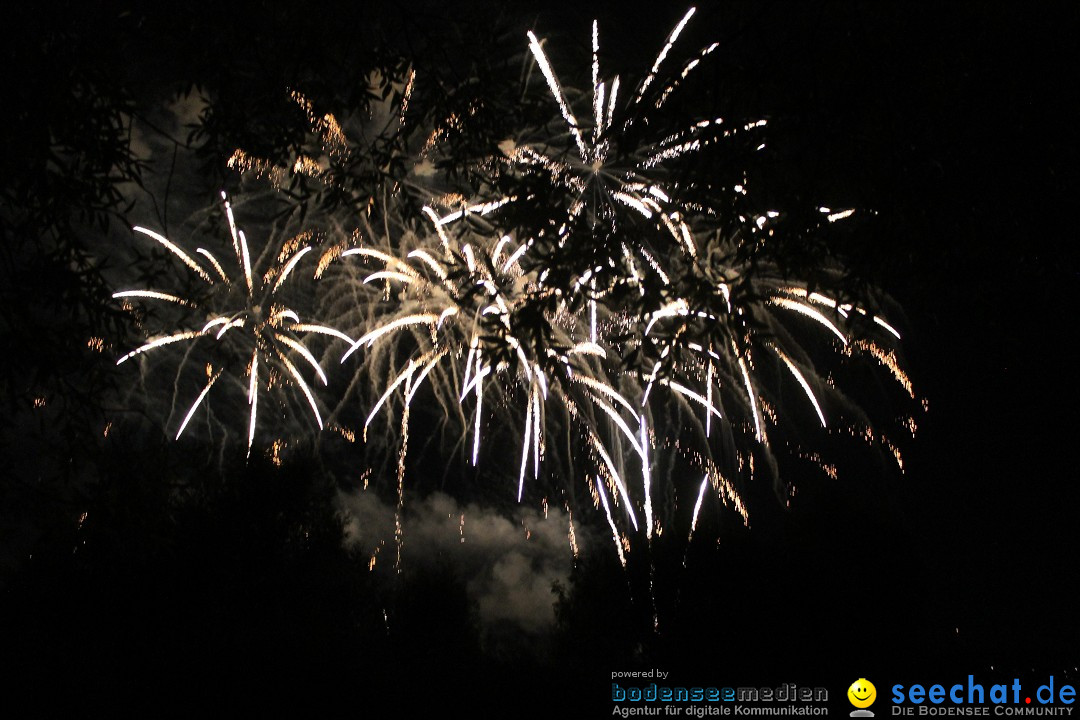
left=338, top=489, right=584, bottom=634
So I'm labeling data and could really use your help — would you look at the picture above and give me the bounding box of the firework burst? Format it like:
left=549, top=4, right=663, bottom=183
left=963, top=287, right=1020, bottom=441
left=114, top=193, right=350, bottom=455
left=332, top=208, right=656, bottom=530
left=493, top=9, right=771, bottom=314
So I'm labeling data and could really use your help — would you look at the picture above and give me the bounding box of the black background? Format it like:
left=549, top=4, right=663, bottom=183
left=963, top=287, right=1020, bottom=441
left=2, top=1, right=1077, bottom=713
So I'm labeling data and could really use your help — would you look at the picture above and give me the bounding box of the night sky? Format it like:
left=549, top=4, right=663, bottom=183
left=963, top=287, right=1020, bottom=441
left=2, top=1, right=1078, bottom=713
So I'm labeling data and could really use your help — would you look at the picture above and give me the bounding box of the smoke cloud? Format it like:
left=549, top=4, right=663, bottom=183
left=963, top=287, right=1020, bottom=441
left=338, top=489, right=584, bottom=634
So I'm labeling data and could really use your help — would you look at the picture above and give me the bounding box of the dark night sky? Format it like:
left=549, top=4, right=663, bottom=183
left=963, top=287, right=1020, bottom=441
left=2, top=0, right=1078, bottom=712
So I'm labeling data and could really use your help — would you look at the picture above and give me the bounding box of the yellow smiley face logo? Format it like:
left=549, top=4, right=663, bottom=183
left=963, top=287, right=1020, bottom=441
left=848, top=679, right=877, bottom=708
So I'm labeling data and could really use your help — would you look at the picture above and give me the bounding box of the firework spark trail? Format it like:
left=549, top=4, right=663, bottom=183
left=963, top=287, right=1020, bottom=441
left=595, top=476, right=627, bottom=567
left=585, top=391, right=644, bottom=458
left=246, top=350, right=259, bottom=454
left=175, top=369, right=223, bottom=440
left=778, top=286, right=902, bottom=341
left=688, top=474, right=710, bottom=539
left=736, top=348, right=764, bottom=444
left=770, top=297, right=849, bottom=345
left=364, top=359, right=417, bottom=436
left=665, top=379, right=724, bottom=423
left=532, top=380, right=543, bottom=480
left=472, top=352, right=483, bottom=465
left=527, top=31, right=589, bottom=161
left=587, top=429, right=639, bottom=532
left=341, top=315, right=440, bottom=361
left=278, top=351, right=324, bottom=430
left=395, top=374, right=412, bottom=574
left=116, top=331, right=203, bottom=365
left=399, top=68, right=416, bottom=128
left=112, top=290, right=192, bottom=306
left=635, top=7, right=696, bottom=103
left=774, top=347, right=827, bottom=428
left=640, top=416, right=653, bottom=539
left=706, top=357, right=714, bottom=437
left=657, top=42, right=719, bottom=108
left=518, top=383, right=534, bottom=501
left=133, top=226, right=214, bottom=284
